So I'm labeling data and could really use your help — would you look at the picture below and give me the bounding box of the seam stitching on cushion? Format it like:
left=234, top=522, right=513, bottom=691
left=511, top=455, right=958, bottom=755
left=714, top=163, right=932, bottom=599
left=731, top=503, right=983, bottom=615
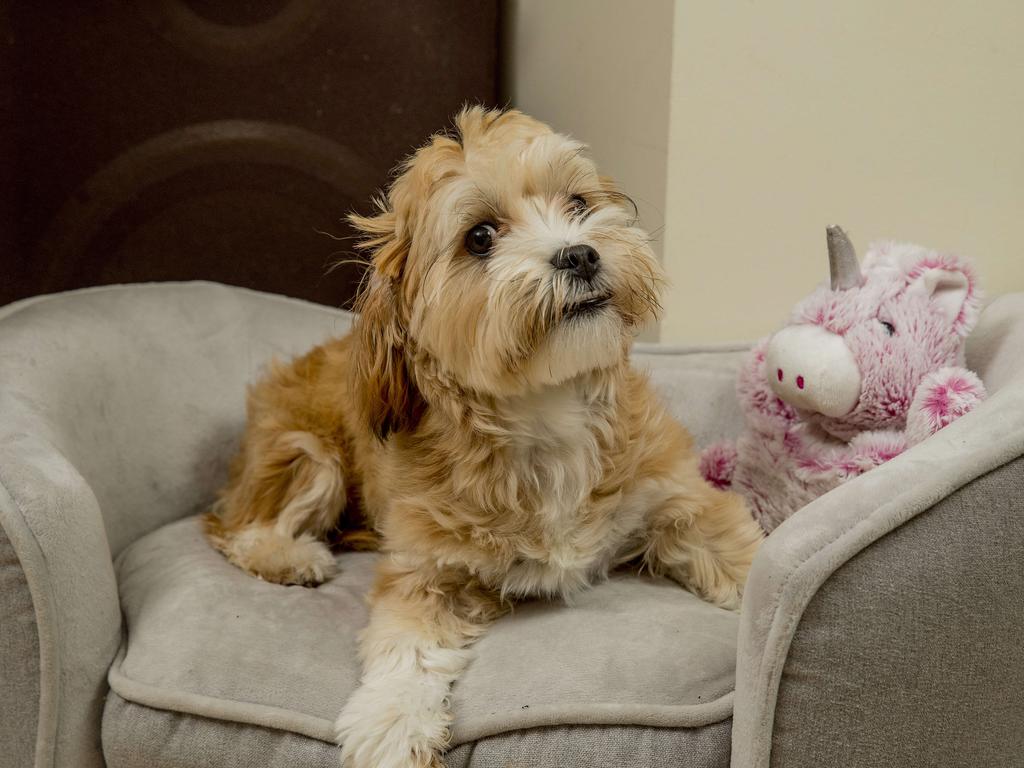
left=107, top=645, right=337, bottom=743
left=451, top=693, right=736, bottom=746
left=106, top=688, right=737, bottom=755
left=104, top=679, right=335, bottom=745
left=108, top=641, right=737, bottom=747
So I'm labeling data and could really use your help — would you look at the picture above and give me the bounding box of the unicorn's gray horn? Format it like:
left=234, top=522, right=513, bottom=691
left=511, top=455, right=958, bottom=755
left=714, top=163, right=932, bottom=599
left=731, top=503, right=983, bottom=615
left=827, top=225, right=860, bottom=290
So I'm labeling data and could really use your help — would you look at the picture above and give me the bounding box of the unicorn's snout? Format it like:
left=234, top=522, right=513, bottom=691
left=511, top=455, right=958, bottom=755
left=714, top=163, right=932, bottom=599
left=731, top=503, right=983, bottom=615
left=765, top=324, right=861, bottom=417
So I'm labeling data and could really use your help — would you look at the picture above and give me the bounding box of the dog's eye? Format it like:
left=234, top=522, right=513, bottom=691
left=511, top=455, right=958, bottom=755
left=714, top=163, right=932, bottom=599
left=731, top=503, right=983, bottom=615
left=465, top=223, right=497, bottom=257
left=879, top=320, right=895, bottom=336
left=569, top=195, right=588, bottom=217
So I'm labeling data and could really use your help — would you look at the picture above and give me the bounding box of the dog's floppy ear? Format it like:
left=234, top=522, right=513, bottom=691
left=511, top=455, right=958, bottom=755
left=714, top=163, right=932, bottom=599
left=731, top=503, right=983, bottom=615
left=348, top=203, right=425, bottom=440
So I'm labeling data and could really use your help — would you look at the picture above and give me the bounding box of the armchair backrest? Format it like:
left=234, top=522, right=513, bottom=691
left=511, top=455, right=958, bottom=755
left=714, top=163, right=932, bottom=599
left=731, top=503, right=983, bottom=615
left=0, top=282, right=351, bottom=556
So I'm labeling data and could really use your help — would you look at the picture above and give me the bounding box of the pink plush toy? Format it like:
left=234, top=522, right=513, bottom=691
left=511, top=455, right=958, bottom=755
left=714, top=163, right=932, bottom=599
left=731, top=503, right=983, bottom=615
left=700, top=227, right=986, bottom=533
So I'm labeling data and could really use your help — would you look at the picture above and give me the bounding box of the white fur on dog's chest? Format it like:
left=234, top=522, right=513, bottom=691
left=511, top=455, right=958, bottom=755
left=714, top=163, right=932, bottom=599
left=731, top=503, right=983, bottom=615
left=492, top=385, right=646, bottom=599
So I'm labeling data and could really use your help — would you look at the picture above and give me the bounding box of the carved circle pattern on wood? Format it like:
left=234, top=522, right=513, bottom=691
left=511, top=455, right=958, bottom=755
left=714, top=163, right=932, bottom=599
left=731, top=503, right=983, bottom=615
left=5, top=1, right=498, bottom=308
left=137, top=0, right=327, bottom=64
left=38, top=121, right=379, bottom=307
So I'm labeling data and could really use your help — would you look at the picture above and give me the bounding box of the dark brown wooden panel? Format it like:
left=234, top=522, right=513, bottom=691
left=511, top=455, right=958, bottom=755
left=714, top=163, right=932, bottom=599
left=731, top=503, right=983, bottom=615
left=1, top=0, right=498, bottom=308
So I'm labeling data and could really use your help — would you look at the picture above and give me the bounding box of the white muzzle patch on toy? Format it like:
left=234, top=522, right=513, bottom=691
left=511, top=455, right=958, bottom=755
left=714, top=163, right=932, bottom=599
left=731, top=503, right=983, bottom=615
left=765, top=324, right=861, bottom=417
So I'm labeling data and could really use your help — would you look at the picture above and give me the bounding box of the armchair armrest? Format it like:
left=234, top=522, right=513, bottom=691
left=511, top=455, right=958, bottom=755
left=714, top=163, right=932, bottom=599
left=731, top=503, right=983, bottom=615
left=731, top=380, right=1024, bottom=768
left=0, top=282, right=357, bottom=768
left=0, top=415, right=122, bottom=768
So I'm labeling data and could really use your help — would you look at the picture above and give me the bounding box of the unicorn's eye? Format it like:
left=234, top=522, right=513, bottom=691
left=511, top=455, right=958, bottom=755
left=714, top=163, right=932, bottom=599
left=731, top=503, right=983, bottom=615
left=879, top=320, right=896, bottom=336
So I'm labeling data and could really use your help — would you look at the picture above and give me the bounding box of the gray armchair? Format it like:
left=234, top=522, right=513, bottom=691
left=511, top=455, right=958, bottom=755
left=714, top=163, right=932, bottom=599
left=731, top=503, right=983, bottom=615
left=2, top=283, right=1022, bottom=768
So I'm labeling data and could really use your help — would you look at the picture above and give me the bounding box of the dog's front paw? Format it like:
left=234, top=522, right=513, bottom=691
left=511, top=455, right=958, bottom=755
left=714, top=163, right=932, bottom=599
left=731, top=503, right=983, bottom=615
left=695, top=552, right=751, bottom=611
left=336, top=677, right=450, bottom=768
left=225, top=527, right=337, bottom=586
left=691, top=499, right=763, bottom=612
left=697, top=578, right=744, bottom=612
left=681, top=539, right=757, bottom=612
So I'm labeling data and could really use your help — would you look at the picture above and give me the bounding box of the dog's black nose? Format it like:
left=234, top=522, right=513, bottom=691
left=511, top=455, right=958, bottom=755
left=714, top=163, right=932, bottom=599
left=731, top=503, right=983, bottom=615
left=552, top=244, right=601, bottom=281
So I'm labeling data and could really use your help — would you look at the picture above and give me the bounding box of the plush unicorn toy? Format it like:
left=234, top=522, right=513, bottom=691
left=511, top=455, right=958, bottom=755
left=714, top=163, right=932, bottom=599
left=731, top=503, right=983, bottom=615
left=700, top=227, right=986, bottom=532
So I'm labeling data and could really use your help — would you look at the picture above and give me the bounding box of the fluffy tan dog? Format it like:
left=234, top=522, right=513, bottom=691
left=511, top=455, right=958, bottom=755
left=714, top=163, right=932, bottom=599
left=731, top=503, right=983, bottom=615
left=205, top=107, right=763, bottom=768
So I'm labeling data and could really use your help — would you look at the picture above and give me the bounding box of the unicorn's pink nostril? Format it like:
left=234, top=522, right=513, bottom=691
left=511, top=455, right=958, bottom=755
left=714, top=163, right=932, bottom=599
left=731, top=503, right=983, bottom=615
left=777, top=368, right=784, bottom=382
left=796, top=375, right=805, bottom=390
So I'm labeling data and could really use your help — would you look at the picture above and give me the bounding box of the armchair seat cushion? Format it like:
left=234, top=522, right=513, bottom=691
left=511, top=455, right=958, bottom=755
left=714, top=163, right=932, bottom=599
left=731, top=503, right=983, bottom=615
left=102, top=515, right=740, bottom=767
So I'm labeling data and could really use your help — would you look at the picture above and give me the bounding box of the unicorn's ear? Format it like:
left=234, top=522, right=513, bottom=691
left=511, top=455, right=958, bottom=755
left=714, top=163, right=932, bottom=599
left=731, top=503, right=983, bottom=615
left=909, top=265, right=977, bottom=336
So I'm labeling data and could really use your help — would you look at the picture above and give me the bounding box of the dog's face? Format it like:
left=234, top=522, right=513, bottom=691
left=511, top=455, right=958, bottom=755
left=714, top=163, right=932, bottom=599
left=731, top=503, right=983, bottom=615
left=351, top=108, right=664, bottom=436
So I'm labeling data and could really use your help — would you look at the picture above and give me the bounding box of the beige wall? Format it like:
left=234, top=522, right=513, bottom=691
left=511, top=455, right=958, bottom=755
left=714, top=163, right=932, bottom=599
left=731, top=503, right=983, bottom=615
left=505, top=1, right=1024, bottom=343
left=663, top=1, right=1024, bottom=343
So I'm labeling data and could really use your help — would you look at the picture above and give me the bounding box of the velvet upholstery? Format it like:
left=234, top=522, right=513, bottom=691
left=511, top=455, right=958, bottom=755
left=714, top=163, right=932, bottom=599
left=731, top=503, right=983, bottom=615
left=1, top=283, right=1021, bottom=768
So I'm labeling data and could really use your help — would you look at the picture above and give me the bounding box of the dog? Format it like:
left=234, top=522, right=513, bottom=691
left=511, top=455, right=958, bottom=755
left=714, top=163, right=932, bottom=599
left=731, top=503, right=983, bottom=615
left=205, top=107, right=764, bottom=768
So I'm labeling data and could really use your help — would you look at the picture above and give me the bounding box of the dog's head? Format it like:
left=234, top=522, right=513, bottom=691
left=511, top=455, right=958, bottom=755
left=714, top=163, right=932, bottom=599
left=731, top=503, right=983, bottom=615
left=350, top=107, right=664, bottom=438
